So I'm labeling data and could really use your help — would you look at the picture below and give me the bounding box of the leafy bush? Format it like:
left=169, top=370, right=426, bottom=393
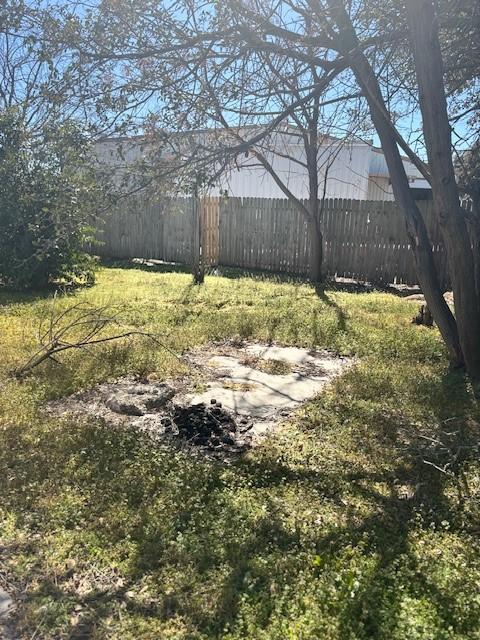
left=0, top=109, right=105, bottom=290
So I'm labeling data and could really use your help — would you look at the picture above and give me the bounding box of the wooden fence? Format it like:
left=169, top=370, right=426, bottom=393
left=95, top=197, right=194, bottom=264
left=95, top=195, right=449, bottom=287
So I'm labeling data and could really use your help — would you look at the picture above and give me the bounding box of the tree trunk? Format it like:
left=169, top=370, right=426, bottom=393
left=326, top=0, right=463, bottom=367
left=465, top=193, right=480, bottom=301
left=471, top=194, right=480, bottom=300
left=308, top=215, right=323, bottom=282
left=192, top=194, right=204, bottom=284
left=368, top=105, right=462, bottom=367
left=252, top=148, right=325, bottom=282
left=306, top=113, right=323, bottom=283
left=406, top=0, right=480, bottom=380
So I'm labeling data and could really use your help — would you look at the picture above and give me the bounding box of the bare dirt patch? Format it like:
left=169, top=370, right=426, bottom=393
left=46, top=341, right=350, bottom=457
left=182, top=341, right=350, bottom=420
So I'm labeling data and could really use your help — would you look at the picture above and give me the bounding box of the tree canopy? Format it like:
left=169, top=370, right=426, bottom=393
left=3, top=0, right=480, bottom=378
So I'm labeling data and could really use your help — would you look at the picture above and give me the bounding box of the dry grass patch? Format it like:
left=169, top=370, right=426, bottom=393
left=240, top=355, right=293, bottom=375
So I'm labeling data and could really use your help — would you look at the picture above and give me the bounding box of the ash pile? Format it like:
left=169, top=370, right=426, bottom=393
left=136, top=399, right=253, bottom=454
left=101, top=383, right=254, bottom=453
left=47, top=379, right=255, bottom=455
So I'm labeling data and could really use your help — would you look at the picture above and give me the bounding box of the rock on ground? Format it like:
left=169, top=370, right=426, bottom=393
left=105, top=382, right=175, bottom=416
left=0, top=587, right=14, bottom=639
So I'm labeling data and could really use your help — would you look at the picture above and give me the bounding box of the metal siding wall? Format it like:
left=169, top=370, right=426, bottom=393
left=95, top=139, right=418, bottom=202
left=367, top=177, right=395, bottom=201
left=323, top=146, right=371, bottom=200
left=211, top=144, right=375, bottom=200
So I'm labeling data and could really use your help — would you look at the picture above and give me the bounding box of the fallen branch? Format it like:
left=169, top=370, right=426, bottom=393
left=14, top=294, right=176, bottom=378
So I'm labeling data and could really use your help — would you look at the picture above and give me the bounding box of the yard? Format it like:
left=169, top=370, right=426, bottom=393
left=1, top=264, right=479, bottom=639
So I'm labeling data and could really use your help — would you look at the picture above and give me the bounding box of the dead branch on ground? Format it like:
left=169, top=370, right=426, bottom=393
left=14, top=294, right=175, bottom=378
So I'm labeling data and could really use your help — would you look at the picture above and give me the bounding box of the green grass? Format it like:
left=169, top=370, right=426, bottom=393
left=0, top=265, right=479, bottom=639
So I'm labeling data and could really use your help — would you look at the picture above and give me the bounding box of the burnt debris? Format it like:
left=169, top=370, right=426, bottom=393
left=164, top=401, right=251, bottom=451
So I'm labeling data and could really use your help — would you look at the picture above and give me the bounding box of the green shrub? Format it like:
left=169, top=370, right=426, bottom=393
left=0, top=109, right=104, bottom=290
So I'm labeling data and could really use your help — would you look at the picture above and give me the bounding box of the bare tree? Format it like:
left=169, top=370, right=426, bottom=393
left=65, top=0, right=480, bottom=379
left=0, top=0, right=55, bottom=129
left=61, top=0, right=370, bottom=282
left=198, top=54, right=364, bottom=281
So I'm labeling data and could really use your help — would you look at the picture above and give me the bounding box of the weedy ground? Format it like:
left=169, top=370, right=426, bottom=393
left=0, top=264, right=479, bottom=640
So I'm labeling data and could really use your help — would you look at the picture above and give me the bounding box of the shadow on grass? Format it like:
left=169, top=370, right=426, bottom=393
left=0, top=286, right=70, bottom=307
left=1, top=367, right=478, bottom=638
left=100, top=257, right=192, bottom=276
left=100, top=258, right=397, bottom=294
left=315, top=286, right=348, bottom=333
left=101, top=257, right=309, bottom=285
left=0, top=281, right=96, bottom=307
